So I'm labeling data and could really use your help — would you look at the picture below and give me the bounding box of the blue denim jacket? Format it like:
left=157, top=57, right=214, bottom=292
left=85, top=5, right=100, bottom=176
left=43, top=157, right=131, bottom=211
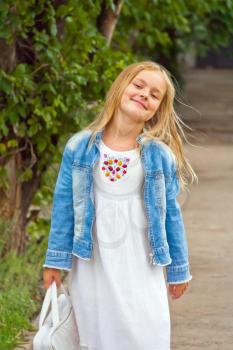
left=43, top=128, right=193, bottom=284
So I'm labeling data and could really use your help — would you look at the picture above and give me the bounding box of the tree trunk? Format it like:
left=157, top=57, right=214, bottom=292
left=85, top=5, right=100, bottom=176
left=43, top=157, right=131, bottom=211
left=0, top=36, right=38, bottom=255
left=97, top=0, right=123, bottom=45
left=0, top=38, right=17, bottom=72
left=0, top=151, right=42, bottom=255
left=0, top=2, right=65, bottom=255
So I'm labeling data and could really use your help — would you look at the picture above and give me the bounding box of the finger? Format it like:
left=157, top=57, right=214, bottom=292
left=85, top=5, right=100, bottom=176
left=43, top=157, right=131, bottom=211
left=45, top=276, right=54, bottom=289
left=55, top=277, right=61, bottom=287
left=44, top=280, right=51, bottom=290
left=171, top=285, right=188, bottom=299
left=43, top=277, right=49, bottom=289
left=171, top=293, right=180, bottom=299
left=171, top=287, right=179, bottom=298
left=174, top=286, right=184, bottom=297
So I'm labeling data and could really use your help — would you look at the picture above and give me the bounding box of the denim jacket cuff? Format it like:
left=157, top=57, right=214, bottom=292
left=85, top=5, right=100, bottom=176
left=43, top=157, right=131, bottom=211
left=43, top=249, right=72, bottom=271
left=166, top=262, right=192, bottom=284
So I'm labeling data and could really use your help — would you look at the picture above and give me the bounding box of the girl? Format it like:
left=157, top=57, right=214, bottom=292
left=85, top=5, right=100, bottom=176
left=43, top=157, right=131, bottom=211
left=43, top=61, right=196, bottom=350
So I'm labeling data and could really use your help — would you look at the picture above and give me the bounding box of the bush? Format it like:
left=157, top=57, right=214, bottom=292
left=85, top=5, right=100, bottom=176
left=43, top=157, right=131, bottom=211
left=0, top=217, right=50, bottom=349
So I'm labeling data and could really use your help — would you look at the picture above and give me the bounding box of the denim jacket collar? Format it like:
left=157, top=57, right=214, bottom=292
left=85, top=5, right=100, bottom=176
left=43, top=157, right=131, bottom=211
left=90, top=126, right=146, bottom=151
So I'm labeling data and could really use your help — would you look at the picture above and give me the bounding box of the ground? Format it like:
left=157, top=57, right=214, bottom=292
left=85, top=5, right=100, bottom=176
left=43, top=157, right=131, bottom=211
left=169, top=69, right=233, bottom=350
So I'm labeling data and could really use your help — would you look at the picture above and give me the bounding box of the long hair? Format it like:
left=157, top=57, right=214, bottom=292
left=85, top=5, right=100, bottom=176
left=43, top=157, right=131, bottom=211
left=83, top=61, right=198, bottom=191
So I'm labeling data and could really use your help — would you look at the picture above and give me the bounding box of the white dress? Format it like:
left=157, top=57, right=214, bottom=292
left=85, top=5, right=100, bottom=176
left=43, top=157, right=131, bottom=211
left=68, top=139, right=171, bottom=350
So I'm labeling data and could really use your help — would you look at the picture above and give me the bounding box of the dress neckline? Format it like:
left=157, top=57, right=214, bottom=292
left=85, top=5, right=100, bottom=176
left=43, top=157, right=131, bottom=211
left=100, top=139, right=138, bottom=154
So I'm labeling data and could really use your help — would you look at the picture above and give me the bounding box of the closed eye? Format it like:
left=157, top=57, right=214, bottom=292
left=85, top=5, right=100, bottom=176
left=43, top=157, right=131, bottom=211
left=134, top=83, right=159, bottom=98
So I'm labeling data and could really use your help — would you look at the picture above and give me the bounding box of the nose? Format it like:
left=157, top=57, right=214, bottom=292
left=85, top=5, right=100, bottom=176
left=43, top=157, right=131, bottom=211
left=140, top=88, right=149, bottom=99
left=140, top=93, right=148, bottom=101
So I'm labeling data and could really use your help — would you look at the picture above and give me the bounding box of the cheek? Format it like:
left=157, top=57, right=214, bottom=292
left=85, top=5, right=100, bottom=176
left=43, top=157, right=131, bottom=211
left=121, top=89, right=134, bottom=105
left=150, top=99, right=161, bottom=112
left=124, top=85, right=136, bottom=99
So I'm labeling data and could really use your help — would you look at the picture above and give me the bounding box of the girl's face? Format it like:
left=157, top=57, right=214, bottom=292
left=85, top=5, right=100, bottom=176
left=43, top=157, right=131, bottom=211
left=119, top=69, right=167, bottom=123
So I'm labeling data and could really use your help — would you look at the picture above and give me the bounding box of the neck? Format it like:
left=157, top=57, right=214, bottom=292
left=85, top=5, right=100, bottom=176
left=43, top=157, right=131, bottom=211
left=103, top=113, right=144, bottom=145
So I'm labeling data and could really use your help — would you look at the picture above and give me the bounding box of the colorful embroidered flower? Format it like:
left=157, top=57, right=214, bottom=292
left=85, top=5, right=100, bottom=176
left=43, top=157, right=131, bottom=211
left=101, top=153, right=130, bottom=182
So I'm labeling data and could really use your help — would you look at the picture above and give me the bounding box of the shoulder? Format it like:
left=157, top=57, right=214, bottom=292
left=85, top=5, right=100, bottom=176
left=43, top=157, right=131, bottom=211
left=148, top=139, right=177, bottom=173
left=65, top=129, right=92, bottom=152
left=153, top=140, right=176, bottom=162
left=151, top=139, right=176, bottom=163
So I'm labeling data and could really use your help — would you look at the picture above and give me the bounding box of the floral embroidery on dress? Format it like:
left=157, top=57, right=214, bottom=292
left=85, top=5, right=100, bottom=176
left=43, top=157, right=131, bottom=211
left=101, top=153, right=130, bottom=182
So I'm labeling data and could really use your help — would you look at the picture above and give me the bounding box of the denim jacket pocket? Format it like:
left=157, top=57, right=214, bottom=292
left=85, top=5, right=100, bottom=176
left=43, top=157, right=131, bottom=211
left=72, top=162, right=89, bottom=204
left=72, top=163, right=90, bottom=238
left=153, top=171, right=166, bottom=202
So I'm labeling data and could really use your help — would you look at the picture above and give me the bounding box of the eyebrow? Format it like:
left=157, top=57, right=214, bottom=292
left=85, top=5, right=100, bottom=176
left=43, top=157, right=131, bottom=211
left=133, top=78, right=162, bottom=95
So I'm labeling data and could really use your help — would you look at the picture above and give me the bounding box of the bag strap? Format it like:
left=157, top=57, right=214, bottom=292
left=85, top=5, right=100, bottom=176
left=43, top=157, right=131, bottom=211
left=59, top=283, right=73, bottom=306
left=39, top=284, right=52, bottom=328
left=38, top=281, right=58, bottom=328
left=39, top=281, right=72, bottom=328
left=51, top=281, right=59, bottom=326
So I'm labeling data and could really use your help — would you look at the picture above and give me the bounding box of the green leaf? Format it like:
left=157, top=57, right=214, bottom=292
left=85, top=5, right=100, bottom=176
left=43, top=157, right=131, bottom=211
left=6, top=139, right=18, bottom=148
left=0, top=121, right=9, bottom=136
left=28, top=123, right=38, bottom=137
left=19, top=168, right=33, bottom=182
left=37, top=138, right=47, bottom=154
left=13, top=64, right=27, bottom=78
left=51, top=22, right=57, bottom=36
left=0, top=143, right=7, bottom=155
left=9, top=111, right=19, bottom=124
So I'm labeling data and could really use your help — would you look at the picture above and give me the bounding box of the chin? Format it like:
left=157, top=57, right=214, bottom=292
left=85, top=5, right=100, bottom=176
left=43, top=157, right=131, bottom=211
left=120, top=103, right=147, bottom=121
left=126, top=104, right=144, bottom=114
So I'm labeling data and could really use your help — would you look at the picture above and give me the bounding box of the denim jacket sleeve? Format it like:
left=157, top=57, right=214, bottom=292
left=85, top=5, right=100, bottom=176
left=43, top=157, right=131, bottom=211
left=165, top=161, right=193, bottom=284
left=43, top=143, right=74, bottom=271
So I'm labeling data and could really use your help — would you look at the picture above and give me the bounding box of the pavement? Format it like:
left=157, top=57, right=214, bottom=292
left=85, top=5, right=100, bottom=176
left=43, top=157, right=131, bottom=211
left=170, top=143, right=233, bottom=350
left=169, top=69, right=233, bottom=350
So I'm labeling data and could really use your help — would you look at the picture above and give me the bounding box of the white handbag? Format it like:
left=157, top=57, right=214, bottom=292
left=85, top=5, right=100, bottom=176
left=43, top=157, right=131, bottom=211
left=33, top=281, right=80, bottom=350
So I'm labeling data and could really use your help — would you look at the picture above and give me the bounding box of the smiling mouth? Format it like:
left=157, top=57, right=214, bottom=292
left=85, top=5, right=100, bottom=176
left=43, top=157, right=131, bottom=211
left=132, top=99, right=147, bottom=110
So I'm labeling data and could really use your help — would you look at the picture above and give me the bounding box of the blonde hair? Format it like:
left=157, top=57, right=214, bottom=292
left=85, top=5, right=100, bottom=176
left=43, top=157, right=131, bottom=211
left=84, top=60, right=198, bottom=191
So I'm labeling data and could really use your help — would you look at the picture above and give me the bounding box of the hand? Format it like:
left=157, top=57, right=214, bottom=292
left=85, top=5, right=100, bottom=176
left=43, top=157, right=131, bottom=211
left=168, top=281, right=189, bottom=299
left=43, top=268, right=62, bottom=290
